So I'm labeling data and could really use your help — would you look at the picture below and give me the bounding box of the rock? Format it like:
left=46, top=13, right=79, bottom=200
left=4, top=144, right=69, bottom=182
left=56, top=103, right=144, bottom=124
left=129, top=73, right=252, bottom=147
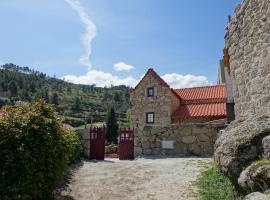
left=262, top=135, right=270, bottom=159
left=244, top=192, right=269, bottom=200
left=238, top=160, right=270, bottom=194
left=182, top=136, right=196, bottom=144
left=134, top=147, right=142, bottom=155
left=197, top=134, right=210, bottom=142
left=214, top=119, right=270, bottom=182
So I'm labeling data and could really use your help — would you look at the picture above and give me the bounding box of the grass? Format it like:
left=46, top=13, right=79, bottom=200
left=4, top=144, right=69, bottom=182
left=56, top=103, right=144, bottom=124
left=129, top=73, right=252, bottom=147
left=196, top=167, right=243, bottom=200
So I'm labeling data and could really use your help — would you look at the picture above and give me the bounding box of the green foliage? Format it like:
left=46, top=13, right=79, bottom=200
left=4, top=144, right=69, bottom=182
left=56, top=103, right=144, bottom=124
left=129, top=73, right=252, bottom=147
left=196, top=168, right=243, bottom=200
left=73, top=97, right=81, bottom=111
left=52, top=92, right=59, bottom=105
left=62, top=129, right=83, bottom=164
left=8, top=80, right=18, bottom=97
left=106, top=107, right=119, bottom=144
left=0, top=100, right=82, bottom=199
left=0, top=63, right=131, bottom=126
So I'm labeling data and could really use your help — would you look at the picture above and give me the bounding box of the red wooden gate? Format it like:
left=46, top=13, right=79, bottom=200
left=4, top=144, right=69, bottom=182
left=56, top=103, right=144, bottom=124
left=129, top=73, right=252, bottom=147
left=90, top=127, right=105, bottom=160
left=119, top=128, right=134, bottom=160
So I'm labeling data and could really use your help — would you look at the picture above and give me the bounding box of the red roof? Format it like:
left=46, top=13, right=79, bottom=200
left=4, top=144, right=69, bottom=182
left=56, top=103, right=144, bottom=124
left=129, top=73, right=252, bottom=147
left=172, top=85, right=227, bottom=120
left=172, top=103, right=227, bottom=120
left=174, top=85, right=227, bottom=102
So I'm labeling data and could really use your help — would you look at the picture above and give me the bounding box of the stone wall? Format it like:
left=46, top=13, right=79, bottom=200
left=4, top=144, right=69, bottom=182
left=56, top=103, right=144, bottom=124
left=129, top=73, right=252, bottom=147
left=225, top=0, right=270, bottom=119
left=215, top=1, right=270, bottom=196
left=134, top=121, right=225, bottom=156
left=130, top=72, right=179, bottom=128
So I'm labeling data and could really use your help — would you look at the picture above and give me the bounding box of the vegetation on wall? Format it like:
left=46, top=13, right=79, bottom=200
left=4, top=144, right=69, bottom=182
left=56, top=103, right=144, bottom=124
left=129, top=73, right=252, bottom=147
left=0, top=100, right=83, bottom=199
left=0, top=63, right=131, bottom=127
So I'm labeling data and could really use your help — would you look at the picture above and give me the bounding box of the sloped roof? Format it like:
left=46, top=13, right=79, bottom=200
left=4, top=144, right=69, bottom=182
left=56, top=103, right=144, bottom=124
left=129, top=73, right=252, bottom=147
left=172, top=85, right=227, bottom=120
left=172, top=103, right=227, bottom=120
left=174, top=85, right=227, bottom=103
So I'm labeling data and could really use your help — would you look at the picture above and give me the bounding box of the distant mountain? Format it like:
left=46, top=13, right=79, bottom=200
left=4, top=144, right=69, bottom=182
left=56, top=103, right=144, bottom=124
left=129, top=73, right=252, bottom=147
left=0, top=63, right=131, bottom=127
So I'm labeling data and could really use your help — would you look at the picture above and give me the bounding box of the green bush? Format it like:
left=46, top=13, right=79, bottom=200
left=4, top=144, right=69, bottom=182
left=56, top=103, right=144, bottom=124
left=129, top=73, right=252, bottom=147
left=0, top=100, right=81, bottom=199
left=196, top=167, right=243, bottom=200
left=62, top=129, right=83, bottom=164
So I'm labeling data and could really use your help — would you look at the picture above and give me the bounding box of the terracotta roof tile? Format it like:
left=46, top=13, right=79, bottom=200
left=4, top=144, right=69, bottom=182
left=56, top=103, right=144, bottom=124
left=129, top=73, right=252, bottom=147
left=172, top=103, right=227, bottom=120
left=173, top=85, right=227, bottom=102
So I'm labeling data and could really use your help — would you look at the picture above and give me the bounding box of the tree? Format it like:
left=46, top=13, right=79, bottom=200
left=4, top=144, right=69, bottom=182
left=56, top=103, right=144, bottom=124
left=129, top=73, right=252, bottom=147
left=73, top=97, right=81, bottom=111
left=52, top=93, right=59, bottom=105
left=106, top=107, right=119, bottom=144
left=42, top=89, right=49, bottom=102
left=8, top=81, right=18, bottom=97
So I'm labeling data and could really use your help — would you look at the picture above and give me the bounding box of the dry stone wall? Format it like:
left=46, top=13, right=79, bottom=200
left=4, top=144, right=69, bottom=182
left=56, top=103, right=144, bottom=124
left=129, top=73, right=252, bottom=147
left=134, top=122, right=224, bottom=156
left=226, top=0, right=270, bottom=119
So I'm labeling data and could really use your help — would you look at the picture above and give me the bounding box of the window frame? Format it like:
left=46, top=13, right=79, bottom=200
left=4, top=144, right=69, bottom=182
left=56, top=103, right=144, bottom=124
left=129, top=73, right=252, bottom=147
left=147, top=87, right=154, bottom=97
left=146, top=112, right=155, bottom=124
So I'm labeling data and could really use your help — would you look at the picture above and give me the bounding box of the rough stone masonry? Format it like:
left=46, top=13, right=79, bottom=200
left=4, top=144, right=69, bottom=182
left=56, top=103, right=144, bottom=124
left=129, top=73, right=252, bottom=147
left=215, top=0, right=270, bottom=197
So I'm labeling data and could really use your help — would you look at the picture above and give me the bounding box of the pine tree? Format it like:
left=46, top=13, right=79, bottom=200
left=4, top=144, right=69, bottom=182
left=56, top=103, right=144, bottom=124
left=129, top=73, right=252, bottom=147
left=106, top=107, right=119, bottom=144
left=8, top=81, right=18, bottom=97
left=73, top=97, right=81, bottom=111
left=52, top=93, right=59, bottom=105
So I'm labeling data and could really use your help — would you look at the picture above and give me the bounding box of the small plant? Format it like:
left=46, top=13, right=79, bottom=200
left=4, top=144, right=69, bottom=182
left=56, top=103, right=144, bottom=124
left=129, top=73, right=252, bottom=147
left=196, top=167, right=243, bottom=200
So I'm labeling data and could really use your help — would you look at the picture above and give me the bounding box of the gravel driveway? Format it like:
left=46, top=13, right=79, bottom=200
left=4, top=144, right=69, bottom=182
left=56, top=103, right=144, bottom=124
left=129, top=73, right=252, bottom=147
left=56, top=156, right=211, bottom=200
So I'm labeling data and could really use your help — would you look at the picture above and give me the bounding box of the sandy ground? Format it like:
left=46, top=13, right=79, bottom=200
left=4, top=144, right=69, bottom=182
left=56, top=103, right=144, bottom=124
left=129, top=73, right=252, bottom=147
left=56, top=156, right=212, bottom=200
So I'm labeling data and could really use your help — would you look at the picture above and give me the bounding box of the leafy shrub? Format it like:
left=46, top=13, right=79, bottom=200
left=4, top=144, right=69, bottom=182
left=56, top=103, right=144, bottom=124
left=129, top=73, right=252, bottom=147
left=62, top=129, right=83, bottom=164
left=196, top=167, right=243, bottom=200
left=0, top=100, right=78, bottom=199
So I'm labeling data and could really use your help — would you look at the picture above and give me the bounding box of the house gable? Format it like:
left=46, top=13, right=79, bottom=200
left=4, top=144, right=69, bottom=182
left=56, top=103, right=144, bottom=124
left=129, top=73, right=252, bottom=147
left=130, top=68, right=179, bottom=127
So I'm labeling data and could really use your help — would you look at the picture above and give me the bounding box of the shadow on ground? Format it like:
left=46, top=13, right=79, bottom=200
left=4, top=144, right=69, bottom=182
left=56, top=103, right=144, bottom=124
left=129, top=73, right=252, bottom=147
left=53, top=161, right=84, bottom=200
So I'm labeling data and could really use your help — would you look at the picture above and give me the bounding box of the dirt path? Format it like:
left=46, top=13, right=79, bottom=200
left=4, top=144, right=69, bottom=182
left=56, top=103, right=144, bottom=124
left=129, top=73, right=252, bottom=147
left=56, top=156, right=211, bottom=200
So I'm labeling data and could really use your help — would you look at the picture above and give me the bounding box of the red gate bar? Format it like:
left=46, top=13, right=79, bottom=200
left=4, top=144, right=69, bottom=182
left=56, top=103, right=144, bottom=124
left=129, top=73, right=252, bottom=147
left=119, top=128, right=134, bottom=160
left=90, top=127, right=105, bottom=160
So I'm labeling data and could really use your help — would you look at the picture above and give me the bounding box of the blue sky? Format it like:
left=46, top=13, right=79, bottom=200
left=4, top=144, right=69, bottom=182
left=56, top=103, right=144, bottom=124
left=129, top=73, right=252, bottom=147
left=0, top=0, right=241, bottom=88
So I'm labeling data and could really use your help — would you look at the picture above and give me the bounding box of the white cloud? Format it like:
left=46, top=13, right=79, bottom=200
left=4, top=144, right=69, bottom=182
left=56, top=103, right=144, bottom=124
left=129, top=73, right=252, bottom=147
left=114, top=62, right=135, bottom=72
left=0, top=60, right=4, bottom=66
left=63, top=70, right=139, bottom=87
left=65, top=0, right=97, bottom=69
left=162, top=73, right=209, bottom=89
left=63, top=70, right=209, bottom=89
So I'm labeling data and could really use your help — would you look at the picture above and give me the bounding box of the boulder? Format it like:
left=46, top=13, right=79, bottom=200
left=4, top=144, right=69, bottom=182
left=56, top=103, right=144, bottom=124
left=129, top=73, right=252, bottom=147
left=238, top=160, right=270, bottom=194
left=214, top=118, right=270, bottom=182
left=262, top=135, right=270, bottom=159
left=244, top=192, right=269, bottom=200
left=182, top=136, right=196, bottom=144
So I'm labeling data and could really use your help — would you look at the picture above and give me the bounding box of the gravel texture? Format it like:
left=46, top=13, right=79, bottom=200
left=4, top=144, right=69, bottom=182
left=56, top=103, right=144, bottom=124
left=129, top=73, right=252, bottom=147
left=56, top=156, right=211, bottom=200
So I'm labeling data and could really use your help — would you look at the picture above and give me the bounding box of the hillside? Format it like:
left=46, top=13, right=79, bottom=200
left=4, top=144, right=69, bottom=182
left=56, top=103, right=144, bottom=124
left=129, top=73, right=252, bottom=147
left=0, top=63, right=131, bottom=127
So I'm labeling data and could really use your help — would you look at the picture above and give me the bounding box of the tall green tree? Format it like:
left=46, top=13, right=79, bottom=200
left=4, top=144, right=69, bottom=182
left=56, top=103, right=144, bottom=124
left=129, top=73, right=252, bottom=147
left=52, top=93, right=59, bottom=105
left=106, top=107, right=119, bottom=144
left=73, top=97, right=81, bottom=111
left=8, top=81, right=18, bottom=97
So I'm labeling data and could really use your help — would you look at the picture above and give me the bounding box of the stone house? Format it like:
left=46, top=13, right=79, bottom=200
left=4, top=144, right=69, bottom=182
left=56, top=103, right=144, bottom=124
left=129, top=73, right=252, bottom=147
left=130, top=68, right=228, bottom=128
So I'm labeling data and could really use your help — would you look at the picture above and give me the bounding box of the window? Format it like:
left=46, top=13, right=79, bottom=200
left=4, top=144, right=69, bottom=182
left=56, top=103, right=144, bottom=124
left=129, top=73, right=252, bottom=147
left=147, top=87, right=154, bottom=97
left=146, top=112, right=154, bottom=124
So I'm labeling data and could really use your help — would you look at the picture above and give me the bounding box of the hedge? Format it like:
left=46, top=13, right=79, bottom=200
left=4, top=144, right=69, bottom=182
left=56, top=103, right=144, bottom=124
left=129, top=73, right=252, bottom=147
left=0, top=100, right=82, bottom=199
